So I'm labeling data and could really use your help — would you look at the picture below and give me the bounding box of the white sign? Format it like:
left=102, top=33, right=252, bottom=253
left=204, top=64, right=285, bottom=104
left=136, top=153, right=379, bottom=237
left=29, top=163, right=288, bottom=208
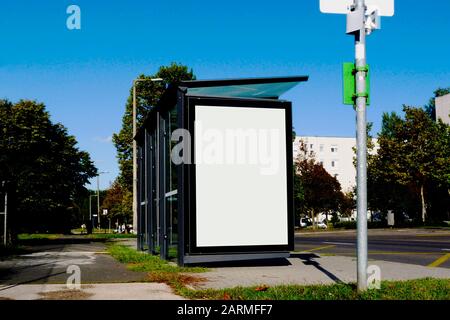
left=320, top=0, right=394, bottom=17
left=194, top=105, right=289, bottom=247
left=387, top=210, right=395, bottom=226
left=103, top=209, right=108, bottom=216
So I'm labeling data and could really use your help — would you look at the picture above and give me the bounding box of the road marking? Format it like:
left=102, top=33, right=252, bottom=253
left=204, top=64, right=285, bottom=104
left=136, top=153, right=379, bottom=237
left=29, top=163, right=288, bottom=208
left=368, top=251, right=439, bottom=255
left=416, top=233, right=450, bottom=237
left=303, top=245, right=336, bottom=253
left=324, top=242, right=353, bottom=246
left=442, top=249, right=450, bottom=251
left=20, top=251, right=107, bottom=256
left=296, top=230, right=356, bottom=236
left=428, top=253, right=450, bottom=268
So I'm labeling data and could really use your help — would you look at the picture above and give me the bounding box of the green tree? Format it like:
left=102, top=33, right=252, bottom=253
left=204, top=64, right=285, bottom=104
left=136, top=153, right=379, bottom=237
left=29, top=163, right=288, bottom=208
left=369, top=106, right=450, bottom=222
left=292, top=129, right=305, bottom=220
left=101, top=180, right=132, bottom=225
left=113, top=63, right=195, bottom=192
left=294, top=140, right=344, bottom=227
left=0, top=99, right=97, bottom=239
left=339, top=191, right=356, bottom=218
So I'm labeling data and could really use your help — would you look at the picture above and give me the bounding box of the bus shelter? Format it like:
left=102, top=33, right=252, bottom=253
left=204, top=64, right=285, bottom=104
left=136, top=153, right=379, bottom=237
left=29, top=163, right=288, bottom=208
left=134, top=76, right=308, bottom=265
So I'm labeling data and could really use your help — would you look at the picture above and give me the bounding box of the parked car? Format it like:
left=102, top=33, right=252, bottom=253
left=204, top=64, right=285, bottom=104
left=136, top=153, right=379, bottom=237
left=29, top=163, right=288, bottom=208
left=299, top=217, right=312, bottom=228
left=401, top=212, right=413, bottom=223
left=317, top=220, right=328, bottom=229
left=371, top=212, right=384, bottom=222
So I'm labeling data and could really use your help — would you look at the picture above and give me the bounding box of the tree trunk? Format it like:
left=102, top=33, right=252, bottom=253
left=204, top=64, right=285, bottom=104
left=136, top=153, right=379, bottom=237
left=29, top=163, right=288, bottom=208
left=420, top=184, right=426, bottom=223
left=311, top=209, right=316, bottom=230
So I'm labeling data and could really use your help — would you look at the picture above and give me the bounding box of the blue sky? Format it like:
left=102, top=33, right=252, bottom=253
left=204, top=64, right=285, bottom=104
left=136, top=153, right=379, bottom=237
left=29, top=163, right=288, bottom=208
left=1, top=0, right=449, bottom=189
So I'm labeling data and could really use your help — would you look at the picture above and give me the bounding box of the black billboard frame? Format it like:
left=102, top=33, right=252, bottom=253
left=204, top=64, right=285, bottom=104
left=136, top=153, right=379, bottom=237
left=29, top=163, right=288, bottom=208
left=177, top=93, right=295, bottom=265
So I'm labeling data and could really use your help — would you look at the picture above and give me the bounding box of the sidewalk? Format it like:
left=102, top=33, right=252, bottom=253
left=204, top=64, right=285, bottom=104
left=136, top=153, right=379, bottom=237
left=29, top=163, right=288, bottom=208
left=2, top=253, right=449, bottom=299
left=0, top=283, right=184, bottom=300
left=193, top=253, right=450, bottom=290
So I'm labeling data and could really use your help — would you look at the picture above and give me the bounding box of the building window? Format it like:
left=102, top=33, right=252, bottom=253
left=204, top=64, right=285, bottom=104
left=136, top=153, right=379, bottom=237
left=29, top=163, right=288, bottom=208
left=331, top=160, right=338, bottom=168
left=310, top=144, right=314, bottom=150
left=319, top=160, right=324, bottom=166
left=331, top=146, right=338, bottom=153
left=319, top=144, right=324, bottom=152
left=334, top=174, right=339, bottom=179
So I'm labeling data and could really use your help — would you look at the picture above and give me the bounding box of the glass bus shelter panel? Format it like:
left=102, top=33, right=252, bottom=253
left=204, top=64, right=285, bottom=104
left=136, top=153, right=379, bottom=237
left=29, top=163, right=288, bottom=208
left=148, top=127, right=158, bottom=253
left=137, top=144, right=145, bottom=251
left=164, top=106, right=179, bottom=260
left=144, top=129, right=155, bottom=254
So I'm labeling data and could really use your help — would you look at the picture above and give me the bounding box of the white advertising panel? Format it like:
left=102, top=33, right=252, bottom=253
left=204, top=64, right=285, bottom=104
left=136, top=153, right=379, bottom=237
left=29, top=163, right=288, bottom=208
left=320, top=0, right=394, bottom=17
left=194, top=105, right=288, bottom=247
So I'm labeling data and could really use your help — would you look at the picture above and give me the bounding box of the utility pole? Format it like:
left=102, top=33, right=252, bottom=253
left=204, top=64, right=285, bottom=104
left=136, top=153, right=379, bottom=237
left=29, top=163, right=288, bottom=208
left=96, top=171, right=109, bottom=230
left=133, top=81, right=138, bottom=237
left=1, top=181, right=7, bottom=246
left=89, top=194, right=93, bottom=229
left=97, top=175, right=101, bottom=229
left=354, top=0, right=368, bottom=292
left=320, top=0, right=394, bottom=292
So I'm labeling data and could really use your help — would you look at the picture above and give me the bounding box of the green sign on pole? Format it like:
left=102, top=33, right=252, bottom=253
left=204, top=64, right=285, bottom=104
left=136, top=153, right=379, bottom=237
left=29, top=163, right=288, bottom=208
left=343, top=62, right=370, bottom=105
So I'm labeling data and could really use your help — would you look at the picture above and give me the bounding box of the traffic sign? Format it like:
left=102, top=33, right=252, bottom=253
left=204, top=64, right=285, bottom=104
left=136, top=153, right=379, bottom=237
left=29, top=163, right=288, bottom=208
left=320, top=0, right=394, bottom=17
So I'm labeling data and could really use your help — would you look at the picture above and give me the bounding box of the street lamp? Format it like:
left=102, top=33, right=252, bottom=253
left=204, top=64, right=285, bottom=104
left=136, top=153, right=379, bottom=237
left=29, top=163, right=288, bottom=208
left=96, top=171, right=109, bottom=229
left=89, top=194, right=97, bottom=230
left=132, top=77, right=163, bottom=235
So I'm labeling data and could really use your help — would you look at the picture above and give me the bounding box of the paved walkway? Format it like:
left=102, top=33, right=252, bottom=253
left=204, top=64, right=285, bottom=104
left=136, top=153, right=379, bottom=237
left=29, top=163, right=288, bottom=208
left=2, top=236, right=450, bottom=299
left=0, top=239, right=146, bottom=285
left=0, top=283, right=184, bottom=300
left=193, top=253, right=450, bottom=290
left=0, top=237, right=183, bottom=300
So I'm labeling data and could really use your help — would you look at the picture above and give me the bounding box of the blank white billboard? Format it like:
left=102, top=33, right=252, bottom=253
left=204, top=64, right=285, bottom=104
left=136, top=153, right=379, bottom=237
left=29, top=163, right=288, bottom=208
left=194, top=105, right=288, bottom=247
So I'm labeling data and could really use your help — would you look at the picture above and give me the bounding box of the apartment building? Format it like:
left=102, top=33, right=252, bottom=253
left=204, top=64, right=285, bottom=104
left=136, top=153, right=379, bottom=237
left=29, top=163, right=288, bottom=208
left=293, top=136, right=378, bottom=193
left=436, top=93, right=450, bottom=125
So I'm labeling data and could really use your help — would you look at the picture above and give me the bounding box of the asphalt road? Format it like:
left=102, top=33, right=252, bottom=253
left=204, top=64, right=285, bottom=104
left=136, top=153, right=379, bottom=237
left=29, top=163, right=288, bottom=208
left=295, top=228, right=450, bottom=269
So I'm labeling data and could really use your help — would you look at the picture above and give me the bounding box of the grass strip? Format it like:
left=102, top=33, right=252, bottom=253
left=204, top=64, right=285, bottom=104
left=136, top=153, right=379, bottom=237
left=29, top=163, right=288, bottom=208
left=106, top=244, right=450, bottom=300
left=184, top=278, right=450, bottom=300
left=107, top=244, right=207, bottom=273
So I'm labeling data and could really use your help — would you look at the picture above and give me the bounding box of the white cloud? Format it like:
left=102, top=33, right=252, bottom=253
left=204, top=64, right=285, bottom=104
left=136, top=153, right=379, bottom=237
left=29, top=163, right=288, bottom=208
left=93, top=136, right=113, bottom=143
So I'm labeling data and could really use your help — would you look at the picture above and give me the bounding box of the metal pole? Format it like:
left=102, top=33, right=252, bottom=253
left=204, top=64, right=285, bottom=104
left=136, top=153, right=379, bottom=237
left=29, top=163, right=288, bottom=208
left=355, top=0, right=368, bottom=292
left=133, top=81, right=138, bottom=238
left=3, top=191, right=7, bottom=246
left=89, top=195, right=93, bottom=229
left=97, top=175, right=101, bottom=229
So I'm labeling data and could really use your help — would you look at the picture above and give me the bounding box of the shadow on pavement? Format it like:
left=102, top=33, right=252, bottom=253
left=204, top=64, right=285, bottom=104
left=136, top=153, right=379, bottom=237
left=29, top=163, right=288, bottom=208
left=18, top=237, right=108, bottom=247
left=196, top=258, right=292, bottom=268
left=0, top=271, right=68, bottom=291
left=291, top=253, right=344, bottom=284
